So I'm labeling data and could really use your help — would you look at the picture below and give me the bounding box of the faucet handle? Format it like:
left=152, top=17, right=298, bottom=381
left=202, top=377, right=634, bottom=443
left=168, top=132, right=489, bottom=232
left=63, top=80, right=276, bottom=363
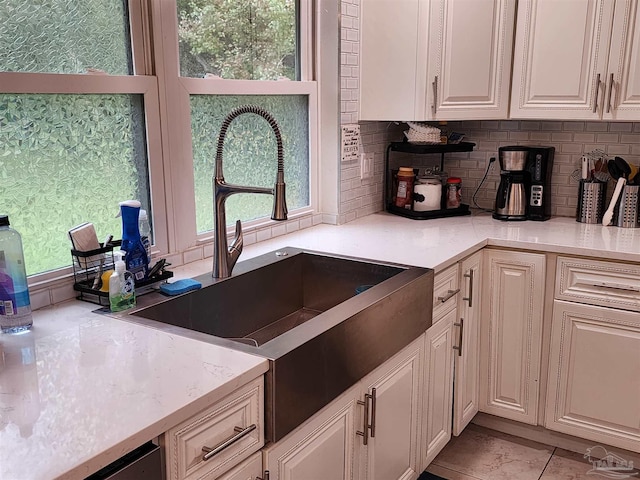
left=228, top=219, right=243, bottom=269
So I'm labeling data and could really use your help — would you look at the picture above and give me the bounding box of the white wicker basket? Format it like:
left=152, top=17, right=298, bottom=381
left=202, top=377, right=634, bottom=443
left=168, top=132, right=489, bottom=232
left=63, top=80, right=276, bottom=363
left=404, top=122, right=441, bottom=144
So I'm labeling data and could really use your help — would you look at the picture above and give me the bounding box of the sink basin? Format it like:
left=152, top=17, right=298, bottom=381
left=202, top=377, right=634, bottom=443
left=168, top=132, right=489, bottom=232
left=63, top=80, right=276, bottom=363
left=130, top=247, right=433, bottom=442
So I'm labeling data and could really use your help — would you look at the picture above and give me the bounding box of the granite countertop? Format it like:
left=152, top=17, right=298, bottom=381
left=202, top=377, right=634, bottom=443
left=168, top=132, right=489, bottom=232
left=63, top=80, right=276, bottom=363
left=2, top=212, right=639, bottom=480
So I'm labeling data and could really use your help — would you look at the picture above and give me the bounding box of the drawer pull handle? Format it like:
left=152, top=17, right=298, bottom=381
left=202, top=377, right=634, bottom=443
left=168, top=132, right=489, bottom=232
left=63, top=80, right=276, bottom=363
left=201, top=424, right=257, bottom=461
left=590, top=281, right=640, bottom=293
left=438, top=288, right=460, bottom=303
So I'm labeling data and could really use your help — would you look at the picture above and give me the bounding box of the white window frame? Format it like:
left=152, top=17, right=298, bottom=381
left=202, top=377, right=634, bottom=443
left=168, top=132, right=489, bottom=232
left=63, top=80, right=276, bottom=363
left=152, top=0, right=319, bottom=254
left=0, top=0, right=168, bottom=286
left=0, top=0, right=319, bottom=292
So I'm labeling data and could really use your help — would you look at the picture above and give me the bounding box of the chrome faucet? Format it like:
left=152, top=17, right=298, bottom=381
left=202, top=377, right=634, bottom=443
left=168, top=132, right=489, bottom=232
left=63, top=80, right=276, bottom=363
left=212, top=105, right=288, bottom=278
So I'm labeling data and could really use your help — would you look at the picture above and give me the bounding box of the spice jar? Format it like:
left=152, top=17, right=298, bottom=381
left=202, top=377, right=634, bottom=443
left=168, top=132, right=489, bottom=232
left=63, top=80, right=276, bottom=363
left=395, top=167, right=415, bottom=209
left=445, top=177, right=462, bottom=209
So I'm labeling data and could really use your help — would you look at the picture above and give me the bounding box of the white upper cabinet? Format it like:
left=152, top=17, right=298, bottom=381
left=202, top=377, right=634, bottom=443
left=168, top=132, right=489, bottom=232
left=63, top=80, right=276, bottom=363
left=606, top=0, right=640, bottom=120
left=511, top=0, right=640, bottom=120
left=360, top=0, right=516, bottom=121
left=426, top=0, right=516, bottom=120
left=360, top=0, right=424, bottom=121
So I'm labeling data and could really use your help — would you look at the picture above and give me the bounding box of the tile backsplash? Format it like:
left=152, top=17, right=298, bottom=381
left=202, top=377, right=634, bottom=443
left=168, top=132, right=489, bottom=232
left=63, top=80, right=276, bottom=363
left=342, top=119, right=640, bottom=221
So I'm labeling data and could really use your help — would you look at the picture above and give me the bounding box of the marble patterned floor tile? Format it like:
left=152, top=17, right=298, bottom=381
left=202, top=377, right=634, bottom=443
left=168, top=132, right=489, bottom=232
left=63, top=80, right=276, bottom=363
left=541, top=448, right=640, bottom=480
left=431, top=425, right=554, bottom=480
left=426, top=463, right=484, bottom=480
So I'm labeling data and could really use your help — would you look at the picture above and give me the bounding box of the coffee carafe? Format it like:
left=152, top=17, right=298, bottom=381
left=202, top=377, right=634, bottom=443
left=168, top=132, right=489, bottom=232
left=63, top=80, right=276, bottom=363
left=493, top=146, right=530, bottom=221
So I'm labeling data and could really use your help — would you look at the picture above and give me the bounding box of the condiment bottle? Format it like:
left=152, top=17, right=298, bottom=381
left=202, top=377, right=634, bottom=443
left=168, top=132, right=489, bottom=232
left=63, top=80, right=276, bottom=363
left=109, top=251, right=136, bottom=312
left=445, top=177, right=462, bottom=209
left=395, top=167, right=415, bottom=209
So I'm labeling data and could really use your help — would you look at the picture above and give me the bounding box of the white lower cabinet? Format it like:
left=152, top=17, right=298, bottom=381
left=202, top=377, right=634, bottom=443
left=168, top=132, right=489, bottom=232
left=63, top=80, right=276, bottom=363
left=453, top=251, right=482, bottom=436
left=164, top=376, right=264, bottom=480
left=262, top=336, right=425, bottom=480
left=545, top=301, right=640, bottom=453
left=262, top=384, right=360, bottom=480
left=423, top=310, right=455, bottom=467
left=480, top=249, right=546, bottom=425
left=360, top=337, right=423, bottom=480
left=217, top=451, right=262, bottom=480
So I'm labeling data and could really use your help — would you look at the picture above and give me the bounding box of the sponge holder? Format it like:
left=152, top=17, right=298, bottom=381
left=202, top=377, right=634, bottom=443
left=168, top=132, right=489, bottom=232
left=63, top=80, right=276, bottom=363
left=71, top=240, right=173, bottom=306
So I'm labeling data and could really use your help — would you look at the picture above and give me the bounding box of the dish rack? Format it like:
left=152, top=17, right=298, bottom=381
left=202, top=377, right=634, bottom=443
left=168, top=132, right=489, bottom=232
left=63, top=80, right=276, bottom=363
left=71, top=240, right=173, bottom=306
left=384, top=140, right=476, bottom=220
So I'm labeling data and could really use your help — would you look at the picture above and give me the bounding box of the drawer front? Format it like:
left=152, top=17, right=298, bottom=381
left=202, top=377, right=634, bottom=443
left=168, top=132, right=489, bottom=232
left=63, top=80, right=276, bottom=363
left=556, top=257, right=640, bottom=312
left=217, top=451, right=262, bottom=480
left=166, top=376, right=264, bottom=480
left=433, top=264, right=460, bottom=322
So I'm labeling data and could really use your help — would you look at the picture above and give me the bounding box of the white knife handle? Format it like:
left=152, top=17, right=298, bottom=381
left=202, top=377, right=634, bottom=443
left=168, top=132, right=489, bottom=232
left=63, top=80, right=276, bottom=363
left=602, top=177, right=626, bottom=226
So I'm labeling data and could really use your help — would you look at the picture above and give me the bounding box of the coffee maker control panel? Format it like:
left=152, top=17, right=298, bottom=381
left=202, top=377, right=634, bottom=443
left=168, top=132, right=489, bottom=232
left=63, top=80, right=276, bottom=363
left=531, top=185, right=543, bottom=207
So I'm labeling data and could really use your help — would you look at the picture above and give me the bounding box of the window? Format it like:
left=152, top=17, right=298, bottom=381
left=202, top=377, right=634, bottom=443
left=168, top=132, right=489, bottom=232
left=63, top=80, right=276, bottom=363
left=0, top=0, right=316, bottom=283
left=164, top=0, right=316, bottom=243
left=0, top=0, right=165, bottom=278
left=177, top=0, right=298, bottom=80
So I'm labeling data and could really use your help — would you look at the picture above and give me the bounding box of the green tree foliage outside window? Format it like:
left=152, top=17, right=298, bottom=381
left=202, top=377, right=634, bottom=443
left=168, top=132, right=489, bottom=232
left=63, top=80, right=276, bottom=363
left=178, top=0, right=297, bottom=80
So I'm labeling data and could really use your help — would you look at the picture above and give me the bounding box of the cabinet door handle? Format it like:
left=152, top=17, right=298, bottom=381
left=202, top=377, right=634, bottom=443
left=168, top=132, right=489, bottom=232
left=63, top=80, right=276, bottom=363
left=593, top=73, right=602, bottom=114
left=438, top=288, right=460, bottom=303
left=463, top=270, right=474, bottom=307
left=453, top=318, right=464, bottom=356
left=356, top=392, right=373, bottom=445
left=370, top=387, right=377, bottom=438
left=432, top=76, right=438, bottom=114
left=257, top=471, right=270, bottom=480
left=201, top=424, right=257, bottom=461
left=606, top=72, right=614, bottom=113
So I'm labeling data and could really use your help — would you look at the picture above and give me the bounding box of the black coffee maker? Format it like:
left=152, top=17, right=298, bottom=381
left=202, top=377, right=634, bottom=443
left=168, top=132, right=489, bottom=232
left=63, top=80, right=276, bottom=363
left=526, top=146, right=555, bottom=221
left=493, top=146, right=554, bottom=221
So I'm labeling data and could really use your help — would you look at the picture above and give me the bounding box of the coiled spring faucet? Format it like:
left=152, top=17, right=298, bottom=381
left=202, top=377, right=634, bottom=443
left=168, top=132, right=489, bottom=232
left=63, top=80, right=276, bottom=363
left=213, top=105, right=288, bottom=278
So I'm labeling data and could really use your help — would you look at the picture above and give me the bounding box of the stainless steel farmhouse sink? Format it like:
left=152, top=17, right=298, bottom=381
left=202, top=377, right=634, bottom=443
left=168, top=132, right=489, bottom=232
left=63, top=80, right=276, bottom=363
left=129, top=247, right=433, bottom=442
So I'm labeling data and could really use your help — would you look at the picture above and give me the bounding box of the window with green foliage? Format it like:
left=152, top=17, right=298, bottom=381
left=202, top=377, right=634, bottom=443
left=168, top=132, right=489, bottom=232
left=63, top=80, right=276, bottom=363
left=0, top=94, right=151, bottom=275
left=178, top=0, right=297, bottom=80
left=0, top=0, right=314, bottom=280
left=191, top=95, right=309, bottom=234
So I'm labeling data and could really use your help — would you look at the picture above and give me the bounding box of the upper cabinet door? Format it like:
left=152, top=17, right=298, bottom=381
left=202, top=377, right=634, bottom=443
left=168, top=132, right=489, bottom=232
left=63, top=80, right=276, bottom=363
left=359, top=0, right=426, bottom=121
left=510, top=0, right=616, bottom=119
left=427, top=0, right=516, bottom=120
left=604, top=0, right=640, bottom=120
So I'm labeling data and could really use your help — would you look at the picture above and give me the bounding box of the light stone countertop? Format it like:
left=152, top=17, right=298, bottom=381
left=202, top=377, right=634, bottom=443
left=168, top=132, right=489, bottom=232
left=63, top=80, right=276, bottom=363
left=2, top=211, right=639, bottom=480
left=0, top=302, right=268, bottom=480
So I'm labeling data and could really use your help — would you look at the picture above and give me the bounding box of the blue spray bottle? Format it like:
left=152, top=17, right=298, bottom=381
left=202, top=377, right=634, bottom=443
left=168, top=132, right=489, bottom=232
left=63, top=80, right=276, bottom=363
left=118, top=200, right=149, bottom=282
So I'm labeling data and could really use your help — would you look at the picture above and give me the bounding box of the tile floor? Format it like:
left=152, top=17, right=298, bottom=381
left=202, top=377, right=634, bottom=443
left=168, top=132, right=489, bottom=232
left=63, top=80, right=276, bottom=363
left=426, top=424, right=640, bottom=480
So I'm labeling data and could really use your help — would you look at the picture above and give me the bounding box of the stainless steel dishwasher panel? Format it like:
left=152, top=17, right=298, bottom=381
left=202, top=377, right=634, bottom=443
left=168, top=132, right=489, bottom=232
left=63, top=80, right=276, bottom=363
left=85, top=443, right=162, bottom=480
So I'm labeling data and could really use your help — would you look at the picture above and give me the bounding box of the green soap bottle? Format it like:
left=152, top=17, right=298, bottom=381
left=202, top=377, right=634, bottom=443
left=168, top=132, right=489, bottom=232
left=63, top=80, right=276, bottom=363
left=109, top=251, right=136, bottom=312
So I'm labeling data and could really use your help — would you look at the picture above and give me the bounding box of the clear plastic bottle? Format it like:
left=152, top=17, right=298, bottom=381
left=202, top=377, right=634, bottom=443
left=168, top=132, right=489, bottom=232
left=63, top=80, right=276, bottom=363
left=139, top=209, right=152, bottom=268
left=0, top=215, right=33, bottom=333
left=109, top=251, right=136, bottom=312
